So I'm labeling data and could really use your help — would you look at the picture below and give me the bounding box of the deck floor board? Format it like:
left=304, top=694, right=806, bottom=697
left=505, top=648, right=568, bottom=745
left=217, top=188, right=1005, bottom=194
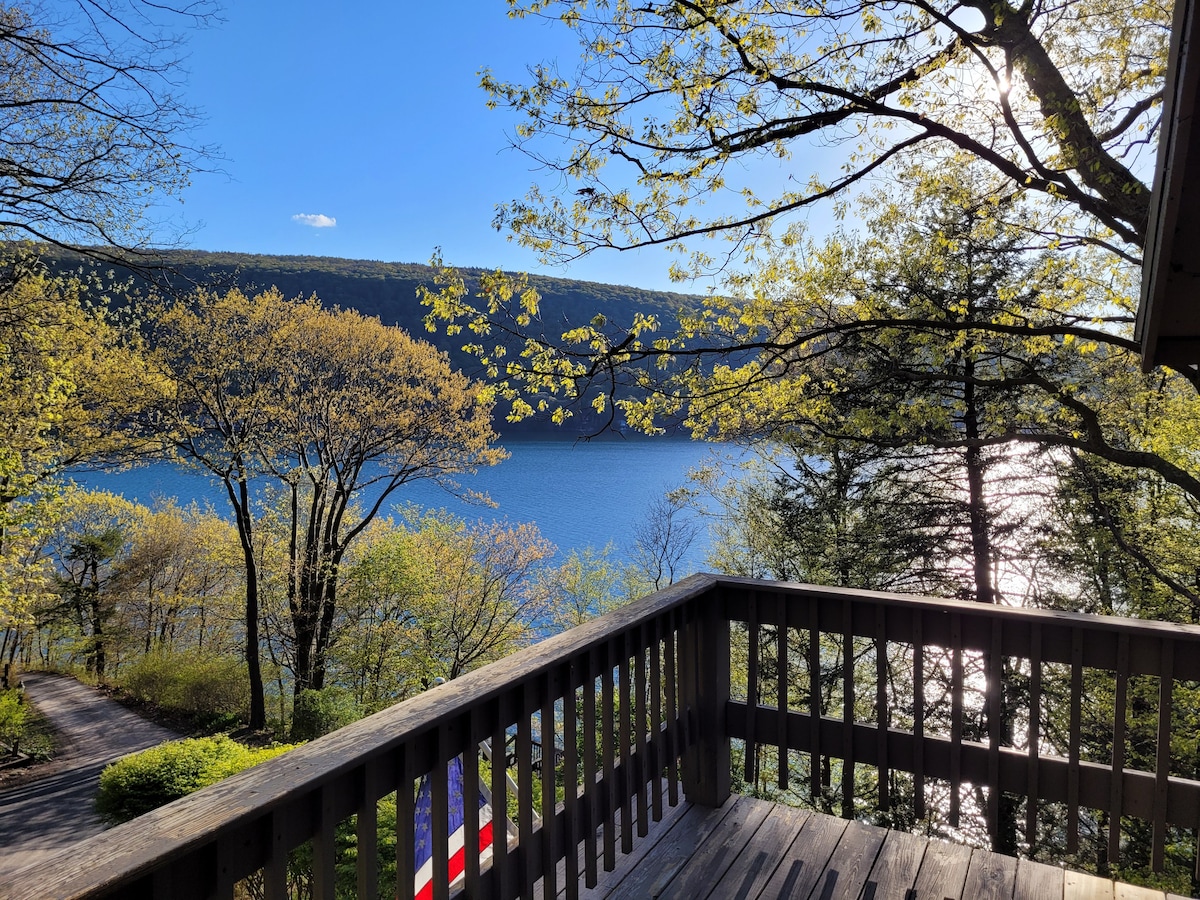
left=706, top=805, right=813, bottom=900
left=543, top=794, right=1176, bottom=900
left=1015, top=857, right=1067, bottom=898
left=656, top=795, right=774, bottom=900
left=962, top=846, right=1020, bottom=899
left=912, top=837, right=974, bottom=898
left=863, top=829, right=930, bottom=900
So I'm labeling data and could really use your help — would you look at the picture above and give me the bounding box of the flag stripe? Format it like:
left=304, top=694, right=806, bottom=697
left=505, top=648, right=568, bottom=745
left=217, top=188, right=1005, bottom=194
left=415, top=820, right=494, bottom=900
left=414, top=757, right=495, bottom=899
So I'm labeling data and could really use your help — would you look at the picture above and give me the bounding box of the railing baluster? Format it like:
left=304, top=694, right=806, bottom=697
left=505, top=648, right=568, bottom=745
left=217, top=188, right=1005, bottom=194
left=809, top=598, right=822, bottom=802
left=679, top=601, right=694, bottom=755
left=950, top=612, right=963, bottom=828
left=518, top=681, right=536, bottom=900
left=1195, top=828, right=1200, bottom=887
left=664, top=607, right=680, bottom=806
left=779, top=594, right=789, bottom=791
left=913, top=611, right=925, bottom=822
left=876, top=604, right=889, bottom=813
left=313, top=784, right=336, bottom=900
left=356, top=761, right=380, bottom=900
left=433, top=725, right=451, bottom=900
left=398, top=744, right=415, bottom=900
left=746, top=591, right=760, bottom=786
left=490, top=694, right=511, bottom=900
left=842, top=599, right=855, bottom=819
left=650, top=616, right=664, bottom=821
left=602, top=637, right=617, bottom=872
left=618, top=630, right=634, bottom=853
left=463, top=710, right=482, bottom=898
left=563, top=659, right=580, bottom=900
left=1026, top=624, right=1042, bottom=849
left=583, top=647, right=599, bottom=889
left=264, top=809, right=288, bottom=900
left=214, top=834, right=238, bottom=899
left=987, top=619, right=1002, bottom=849
left=634, top=624, right=649, bottom=837
left=1109, top=632, right=1130, bottom=869
left=1153, top=638, right=1174, bottom=872
left=1068, top=628, right=1083, bottom=855
left=541, top=671, right=558, bottom=899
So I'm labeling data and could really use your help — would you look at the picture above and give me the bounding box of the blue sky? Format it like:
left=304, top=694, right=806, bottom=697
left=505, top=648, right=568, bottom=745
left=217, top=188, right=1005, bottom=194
left=162, top=3, right=688, bottom=291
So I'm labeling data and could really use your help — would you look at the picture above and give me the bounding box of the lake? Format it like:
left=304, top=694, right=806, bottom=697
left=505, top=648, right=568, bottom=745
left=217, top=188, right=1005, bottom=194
left=72, top=439, right=746, bottom=571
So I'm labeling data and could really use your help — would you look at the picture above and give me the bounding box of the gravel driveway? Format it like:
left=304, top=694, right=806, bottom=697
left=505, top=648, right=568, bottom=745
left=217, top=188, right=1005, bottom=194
left=0, top=672, right=180, bottom=881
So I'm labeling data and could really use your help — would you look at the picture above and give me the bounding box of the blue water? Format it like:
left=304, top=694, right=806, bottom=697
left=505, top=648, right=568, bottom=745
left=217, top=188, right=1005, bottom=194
left=72, top=439, right=742, bottom=571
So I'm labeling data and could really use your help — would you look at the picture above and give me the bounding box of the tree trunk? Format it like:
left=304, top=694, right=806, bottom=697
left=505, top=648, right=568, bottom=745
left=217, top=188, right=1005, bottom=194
left=90, top=589, right=105, bottom=681
left=960, top=313, right=1020, bottom=854
left=962, top=360, right=998, bottom=606
left=312, top=559, right=344, bottom=692
left=292, top=611, right=317, bottom=696
left=227, top=474, right=266, bottom=731
left=243, top=555, right=266, bottom=731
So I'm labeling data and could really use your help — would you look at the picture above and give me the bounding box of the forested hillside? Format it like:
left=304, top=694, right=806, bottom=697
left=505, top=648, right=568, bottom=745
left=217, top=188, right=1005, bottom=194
left=36, top=247, right=699, bottom=435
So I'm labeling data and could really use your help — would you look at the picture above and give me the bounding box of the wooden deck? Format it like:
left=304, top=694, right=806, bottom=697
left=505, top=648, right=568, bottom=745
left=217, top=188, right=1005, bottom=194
left=567, top=795, right=1191, bottom=900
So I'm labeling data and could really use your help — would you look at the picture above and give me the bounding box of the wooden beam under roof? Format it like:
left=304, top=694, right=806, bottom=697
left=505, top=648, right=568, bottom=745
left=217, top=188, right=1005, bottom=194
left=1139, top=0, right=1200, bottom=369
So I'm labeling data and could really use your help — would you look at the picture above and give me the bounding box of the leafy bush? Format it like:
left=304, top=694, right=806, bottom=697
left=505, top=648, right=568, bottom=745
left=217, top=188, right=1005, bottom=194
left=0, top=689, right=26, bottom=753
left=290, top=686, right=361, bottom=741
left=120, top=651, right=250, bottom=724
left=95, top=735, right=300, bottom=823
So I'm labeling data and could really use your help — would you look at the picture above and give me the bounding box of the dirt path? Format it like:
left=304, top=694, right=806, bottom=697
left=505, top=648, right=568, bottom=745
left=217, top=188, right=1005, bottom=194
left=0, top=672, right=180, bottom=880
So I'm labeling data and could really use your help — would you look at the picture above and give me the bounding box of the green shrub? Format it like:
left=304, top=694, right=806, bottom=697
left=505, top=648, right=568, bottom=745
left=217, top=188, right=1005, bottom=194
left=290, top=686, right=361, bottom=741
left=121, top=651, right=250, bottom=723
left=0, top=689, right=26, bottom=753
left=95, top=735, right=300, bottom=823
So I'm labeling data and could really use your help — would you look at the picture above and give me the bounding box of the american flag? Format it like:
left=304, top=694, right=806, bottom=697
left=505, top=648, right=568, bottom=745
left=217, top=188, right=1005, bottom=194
left=413, top=756, right=494, bottom=900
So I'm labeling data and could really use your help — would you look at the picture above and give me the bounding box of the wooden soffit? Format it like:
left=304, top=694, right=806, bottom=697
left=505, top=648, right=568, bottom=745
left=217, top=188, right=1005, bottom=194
left=1139, top=0, right=1200, bottom=370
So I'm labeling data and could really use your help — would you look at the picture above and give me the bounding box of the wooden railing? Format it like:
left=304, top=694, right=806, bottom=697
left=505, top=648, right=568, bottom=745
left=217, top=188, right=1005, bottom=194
left=721, top=579, right=1200, bottom=878
left=7, top=576, right=715, bottom=900
left=9, top=574, right=1200, bottom=898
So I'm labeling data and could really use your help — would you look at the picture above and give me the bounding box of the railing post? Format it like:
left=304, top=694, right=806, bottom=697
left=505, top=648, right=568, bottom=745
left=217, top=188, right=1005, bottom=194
left=681, top=589, right=730, bottom=807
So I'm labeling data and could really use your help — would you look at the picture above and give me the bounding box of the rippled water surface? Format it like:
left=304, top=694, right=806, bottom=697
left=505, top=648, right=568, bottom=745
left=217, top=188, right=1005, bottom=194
left=75, top=439, right=745, bottom=568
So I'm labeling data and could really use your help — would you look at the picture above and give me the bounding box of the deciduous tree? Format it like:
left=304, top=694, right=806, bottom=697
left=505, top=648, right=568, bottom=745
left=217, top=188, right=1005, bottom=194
left=41, top=487, right=142, bottom=679
left=336, top=511, right=557, bottom=707
left=118, top=502, right=243, bottom=655
left=0, top=0, right=214, bottom=257
left=489, top=0, right=1161, bottom=263
left=541, top=543, right=640, bottom=629
left=143, top=289, right=505, bottom=723
left=0, top=257, right=146, bottom=645
left=140, top=288, right=303, bottom=729
left=627, top=490, right=700, bottom=590
left=272, top=302, right=505, bottom=696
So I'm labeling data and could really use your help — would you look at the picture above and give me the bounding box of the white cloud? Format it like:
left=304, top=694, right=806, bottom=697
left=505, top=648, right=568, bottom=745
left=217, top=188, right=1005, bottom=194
left=292, top=213, right=337, bottom=228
